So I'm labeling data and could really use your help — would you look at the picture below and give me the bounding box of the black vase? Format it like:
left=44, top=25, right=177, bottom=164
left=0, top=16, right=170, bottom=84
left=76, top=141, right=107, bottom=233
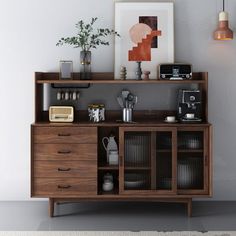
left=80, top=50, right=91, bottom=80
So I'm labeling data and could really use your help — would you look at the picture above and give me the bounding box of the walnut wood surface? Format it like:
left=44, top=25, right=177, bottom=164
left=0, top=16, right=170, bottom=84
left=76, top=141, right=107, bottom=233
left=34, top=160, right=97, bottom=178
left=34, top=144, right=97, bottom=161
left=33, top=127, right=97, bottom=144
left=32, top=71, right=211, bottom=217
left=33, top=178, right=97, bottom=196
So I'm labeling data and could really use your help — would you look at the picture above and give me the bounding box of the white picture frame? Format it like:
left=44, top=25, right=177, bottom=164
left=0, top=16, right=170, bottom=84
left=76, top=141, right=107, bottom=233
left=115, top=2, right=174, bottom=80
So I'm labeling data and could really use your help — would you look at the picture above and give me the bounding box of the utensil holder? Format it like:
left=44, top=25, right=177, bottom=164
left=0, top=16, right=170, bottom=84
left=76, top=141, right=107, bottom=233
left=123, top=108, right=133, bottom=122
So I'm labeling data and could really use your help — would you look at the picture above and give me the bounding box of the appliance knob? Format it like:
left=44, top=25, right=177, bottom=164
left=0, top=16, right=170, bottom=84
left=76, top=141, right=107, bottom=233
left=190, top=96, right=195, bottom=101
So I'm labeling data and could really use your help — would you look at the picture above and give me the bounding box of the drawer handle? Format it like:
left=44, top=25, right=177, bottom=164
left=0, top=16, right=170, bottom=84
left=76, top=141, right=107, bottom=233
left=58, top=133, right=71, bottom=137
left=57, top=185, right=71, bottom=189
left=58, top=168, right=71, bottom=172
left=57, top=150, right=71, bottom=154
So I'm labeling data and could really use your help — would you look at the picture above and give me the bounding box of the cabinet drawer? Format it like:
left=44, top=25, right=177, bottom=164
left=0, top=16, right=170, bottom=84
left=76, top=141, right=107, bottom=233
left=33, top=127, right=97, bottom=144
left=34, top=144, right=97, bottom=161
left=34, top=161, right=97, bottom=178
left=33, top=178, right=97, bottom=196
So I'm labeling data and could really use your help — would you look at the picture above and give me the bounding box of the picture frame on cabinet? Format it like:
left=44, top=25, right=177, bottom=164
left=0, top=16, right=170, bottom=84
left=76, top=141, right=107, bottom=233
left=59, top=60, right=73, bottom=80
left=114, top=2, right=174, bottom=80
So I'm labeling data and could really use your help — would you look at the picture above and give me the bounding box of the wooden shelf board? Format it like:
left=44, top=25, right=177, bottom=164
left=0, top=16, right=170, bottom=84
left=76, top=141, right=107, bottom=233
left=36, top=79, right=206, bottom=84
left=178, top=149, right=204, bottom=153
left=98, top=165, right=119, bottom=170
left=98, top=188, right=119, bottom=195
left=157, top=149, right=172, bottom=153
left=124, top=167, right=151, bottom=170
left=32, top=121, right=212, bottom=127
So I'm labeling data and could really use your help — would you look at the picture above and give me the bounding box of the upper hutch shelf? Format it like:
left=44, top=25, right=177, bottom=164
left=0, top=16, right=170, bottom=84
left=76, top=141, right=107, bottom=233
left=35, top=72, right=208, bottom=84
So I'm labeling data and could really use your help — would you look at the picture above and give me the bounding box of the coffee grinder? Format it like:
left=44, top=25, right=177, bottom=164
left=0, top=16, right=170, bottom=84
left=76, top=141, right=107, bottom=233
left=177, top=89, right=202, bottom=122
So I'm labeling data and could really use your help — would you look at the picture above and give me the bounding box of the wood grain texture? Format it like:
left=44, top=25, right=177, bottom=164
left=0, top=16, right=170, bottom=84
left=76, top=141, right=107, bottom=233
left=33, top=127, right=97, bottom=144
left=33, top=178, right=97, bottom=196
left=34, top=144, right=97, bottom=161
left=34, top=160, right=97, bottom=178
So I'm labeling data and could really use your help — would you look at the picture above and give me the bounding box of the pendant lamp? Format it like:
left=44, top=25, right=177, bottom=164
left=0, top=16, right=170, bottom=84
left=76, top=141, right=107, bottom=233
left=214, top=0, right=233, bottom=40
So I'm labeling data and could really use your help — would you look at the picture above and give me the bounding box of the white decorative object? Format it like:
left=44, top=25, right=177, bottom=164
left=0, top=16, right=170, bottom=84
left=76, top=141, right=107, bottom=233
left=102, top=135, right=118, bottom=163
left=108, top=150, right=119, bottom=165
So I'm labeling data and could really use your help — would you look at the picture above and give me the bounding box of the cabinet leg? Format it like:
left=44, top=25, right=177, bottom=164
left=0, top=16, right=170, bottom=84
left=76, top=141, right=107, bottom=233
left=187, top=199, right=192, bottom=217
left=49, top=198, right=54, bottom=217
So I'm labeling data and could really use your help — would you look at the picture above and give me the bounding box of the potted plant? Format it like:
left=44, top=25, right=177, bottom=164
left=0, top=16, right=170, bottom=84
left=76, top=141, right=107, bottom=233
left=56, top=17, right=120, bottom=80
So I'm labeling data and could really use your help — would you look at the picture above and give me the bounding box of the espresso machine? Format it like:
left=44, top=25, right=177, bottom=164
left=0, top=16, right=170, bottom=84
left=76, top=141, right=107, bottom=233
left=177, top=89, right=202, bottom=122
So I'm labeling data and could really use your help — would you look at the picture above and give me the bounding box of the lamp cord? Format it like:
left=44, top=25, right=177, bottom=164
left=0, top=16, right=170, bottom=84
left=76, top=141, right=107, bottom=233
left=223, top=0, right=225, bottom=11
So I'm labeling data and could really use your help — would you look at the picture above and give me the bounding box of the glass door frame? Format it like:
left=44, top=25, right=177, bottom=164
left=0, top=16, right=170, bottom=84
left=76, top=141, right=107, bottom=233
left=177, top=126, right=210, bottom=195
left=119, top=127, right=177, bottom=195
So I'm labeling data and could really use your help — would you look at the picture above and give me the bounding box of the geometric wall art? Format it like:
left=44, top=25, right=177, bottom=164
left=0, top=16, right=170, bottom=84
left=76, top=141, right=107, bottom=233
left=115, top=2, right=174, bottom=79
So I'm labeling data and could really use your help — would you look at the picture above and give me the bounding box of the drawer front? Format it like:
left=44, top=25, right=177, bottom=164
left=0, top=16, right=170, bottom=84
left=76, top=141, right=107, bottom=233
left=33, top=127, right=97, bottom=144
left=33, top=178, right=97, bottom=196
left=34, top=144, right=97, bottom=161
left=34, top=161, right=97, bottom=178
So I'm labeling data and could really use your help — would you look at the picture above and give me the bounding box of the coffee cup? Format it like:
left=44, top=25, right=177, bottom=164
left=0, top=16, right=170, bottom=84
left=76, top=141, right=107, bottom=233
left=166, top=116, right=176, bottom=122
left=186, top=113, right=195, bottom=119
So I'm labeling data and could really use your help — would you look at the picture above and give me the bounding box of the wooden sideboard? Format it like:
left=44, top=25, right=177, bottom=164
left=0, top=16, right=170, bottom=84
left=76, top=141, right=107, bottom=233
left=31, top=72, right=212, bottom=217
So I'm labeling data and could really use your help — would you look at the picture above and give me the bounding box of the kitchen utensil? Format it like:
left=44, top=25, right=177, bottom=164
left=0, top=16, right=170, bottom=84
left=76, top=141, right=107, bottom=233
left=127, top=93, right=135, bottom=102
left=121, top=90, right=130, bottom=100
left=117, top=96, right=124, bottom=108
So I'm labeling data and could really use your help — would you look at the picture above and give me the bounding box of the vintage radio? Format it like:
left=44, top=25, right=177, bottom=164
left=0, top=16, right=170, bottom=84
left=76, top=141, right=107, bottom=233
left=159, top=64, right=192, bottom=80
left=49, top=106, right=74, bottom=122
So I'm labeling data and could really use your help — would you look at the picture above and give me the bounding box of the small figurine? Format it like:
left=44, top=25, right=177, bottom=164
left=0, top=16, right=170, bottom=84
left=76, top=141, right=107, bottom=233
left=143, top=71, right=151, bottom=80
left=120, top=66, right=127, bottom=80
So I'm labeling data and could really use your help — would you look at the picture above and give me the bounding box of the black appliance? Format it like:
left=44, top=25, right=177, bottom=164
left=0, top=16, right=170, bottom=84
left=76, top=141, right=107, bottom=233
left=159, top=64, right=192, bottom=80
left=177, top=89, right=202, bottom=122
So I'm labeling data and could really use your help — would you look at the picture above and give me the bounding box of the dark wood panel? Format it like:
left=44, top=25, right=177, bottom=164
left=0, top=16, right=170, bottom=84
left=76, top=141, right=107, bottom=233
left=33, top=127, right=97, bottom=144
left=34, top=144, right=97, bottom=161
left=34, top=161, right=97, bottom=178
left=33, top=178, right=97, bottom=196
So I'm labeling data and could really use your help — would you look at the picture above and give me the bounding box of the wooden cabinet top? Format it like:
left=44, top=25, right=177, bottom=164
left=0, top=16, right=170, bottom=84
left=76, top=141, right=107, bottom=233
left=35, top=72, right=208, bottom=84
left=32, top=121, right=212, bottom=127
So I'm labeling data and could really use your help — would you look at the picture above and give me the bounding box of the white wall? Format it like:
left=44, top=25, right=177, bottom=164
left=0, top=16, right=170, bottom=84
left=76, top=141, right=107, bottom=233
left=0, top=0, right=236, bottom=200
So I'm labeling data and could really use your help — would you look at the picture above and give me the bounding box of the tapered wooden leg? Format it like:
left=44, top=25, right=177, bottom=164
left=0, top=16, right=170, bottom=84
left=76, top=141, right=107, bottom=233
left=187, top=199, right=192, bottom=217
left=49, top=198, right=54, bottom=217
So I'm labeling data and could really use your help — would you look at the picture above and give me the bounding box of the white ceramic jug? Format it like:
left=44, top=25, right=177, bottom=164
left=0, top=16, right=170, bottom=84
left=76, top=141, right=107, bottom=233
left=102, top=135, right=118, bottom=163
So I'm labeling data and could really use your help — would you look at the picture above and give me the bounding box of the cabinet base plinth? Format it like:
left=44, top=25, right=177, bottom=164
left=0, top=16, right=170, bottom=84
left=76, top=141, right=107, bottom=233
left=48, top=197, right=193, bottom=217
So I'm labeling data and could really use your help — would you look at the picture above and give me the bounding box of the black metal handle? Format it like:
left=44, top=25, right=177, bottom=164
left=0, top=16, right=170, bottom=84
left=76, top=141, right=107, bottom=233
left=58, top=168, right=71, bottom=172
left=58, top=133, right=71, bottom=137
left=57, top=185, right=71, bottom=189
left=57, top=150, right=71, bottom=154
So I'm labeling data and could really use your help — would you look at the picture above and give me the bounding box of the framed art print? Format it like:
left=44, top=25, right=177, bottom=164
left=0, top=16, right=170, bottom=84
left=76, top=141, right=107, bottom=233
left=115, top=2, right=174, bottom=79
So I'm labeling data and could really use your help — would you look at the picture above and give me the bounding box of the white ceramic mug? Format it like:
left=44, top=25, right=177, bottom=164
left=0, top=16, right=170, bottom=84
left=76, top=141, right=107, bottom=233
left=186, top=113, right=195, bottom=119
left=166, top=116, right=176, bottom=122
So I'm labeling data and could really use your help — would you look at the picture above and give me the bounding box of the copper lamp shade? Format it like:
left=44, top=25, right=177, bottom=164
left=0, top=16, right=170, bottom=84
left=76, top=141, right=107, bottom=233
left=214, top=11, right=233, bottom=40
